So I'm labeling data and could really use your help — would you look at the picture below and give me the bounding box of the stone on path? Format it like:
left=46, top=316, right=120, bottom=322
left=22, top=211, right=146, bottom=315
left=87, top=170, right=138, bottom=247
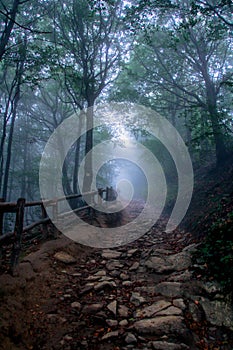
left=122, top=280, right=133, bottom=286
left=63, top=335, right=73, bottom=341
left=183, top=243, right=199, bottom=252
left=129, top=261, right=140, bottom=271
left=168, top=251, right=192, bottom=271
left=173, top=299, right=186, bottom=310
left=119, top=319, right=128, bottom=326
left=188, top=301, right=203, bottom=323
left=86, top=275, right=101, bottom=281
left=145, top=251, right=191, bottom=273
left=71, top=302, right=82, bottom=310
left=79, top=284, right=94, bottom=295
left=120, top=273, right=128, bottom=280
left=106, top=319, right=118, bottom=327
left=145, top=256, right=172, bottom=273
left=132, top=316, right=186, bottom=336
left=197, top=296, right=233, bottom=330
left=99, top=276, right=113, bottom=282
left=107, top=300, right=117, bottom=316
left=125, top=332, right=137, bottom=344
left=127, top=249, right=138, bottom=256
left=137, top=282, right=182, bottom=298
left=94, top=281, right=117, bottom=291
left=130, top=292, right=146, bottom=306
left=82, top=303, right=104, bottom=313
left=106, top=261, right=124, bottom=271
left=101, top=331, right=119, bottom=340
left=156, top=282, right=181, bottom=298
left=102, top=250, right=122, bottom=259
left=54, top=252, right=76, bottom=264
left=94, top=270, right=106, bottom=277
left=168, top=270, right=192, bottom=282
left=156, top=306, right=182, bottom=316
left=152, top=341, right=189, bottom=350
left=71, top=272, right=82, bottom=277
left=135, top=300, right=171, bottom=318
left=118, top=305, right=130, bottom=318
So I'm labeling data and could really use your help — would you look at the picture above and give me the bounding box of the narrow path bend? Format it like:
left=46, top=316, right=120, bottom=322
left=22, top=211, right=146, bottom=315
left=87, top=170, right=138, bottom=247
left=0, top=219, right=233, bottom=350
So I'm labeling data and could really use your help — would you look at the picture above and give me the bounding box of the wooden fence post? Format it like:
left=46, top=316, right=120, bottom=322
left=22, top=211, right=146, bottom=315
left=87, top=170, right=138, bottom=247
left=98, top=188, right=103, bottom=205
left=106, top=187, right=109, bottom=201
left=52, top=200, right=58, bottom=222
left=87, top=193, right=92, bottom=224
left=41, top=204, right=48, bottom=239
left=52, top=200, right=58, bottom=238
left=0, top=198, right=5, bottom=267
left=10, top=198, right=25, bottom=275
left=0, top=198, right=4, bottom=235
left=109, top=186, right=113, bottom=201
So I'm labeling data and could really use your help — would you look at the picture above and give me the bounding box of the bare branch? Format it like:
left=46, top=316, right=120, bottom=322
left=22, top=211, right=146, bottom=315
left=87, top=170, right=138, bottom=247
left=0, top=9, right=51, bottom=34
left=197, top=0, right=233, bottom=27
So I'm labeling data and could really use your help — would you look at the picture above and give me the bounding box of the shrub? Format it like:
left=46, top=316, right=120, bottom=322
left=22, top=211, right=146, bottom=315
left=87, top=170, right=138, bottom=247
left=194, top=211, right=233, bottom=293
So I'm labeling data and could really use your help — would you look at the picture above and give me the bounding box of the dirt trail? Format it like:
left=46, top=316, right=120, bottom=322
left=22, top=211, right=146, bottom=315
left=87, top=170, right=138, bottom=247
left=0, top=218, right=233, bottom=350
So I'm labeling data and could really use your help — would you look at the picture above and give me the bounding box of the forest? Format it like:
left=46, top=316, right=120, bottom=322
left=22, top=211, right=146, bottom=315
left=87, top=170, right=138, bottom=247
left=0, top=0, right=232, bottom=202
left=0, top=0, right=233, bottom=349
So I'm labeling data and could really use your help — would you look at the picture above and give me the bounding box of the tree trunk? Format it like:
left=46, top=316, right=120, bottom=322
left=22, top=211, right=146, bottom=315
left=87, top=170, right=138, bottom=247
left=209, top=107, right=228, bottom=166
left=205, top=80, right=228, bottom=166
left=62, top=159, right=73, bottom=196
left=2, top=95, right=19, bottom=200
left=20, top=134, right=28, bottom=198
left=73, top=138, right=81, bottom=193
left=73, top=117, right=83, bottom=194
left=0, top=87, right=14, bottom=191
left=0, top=0, right=20, bottom=60
left=2, top=38, right=27, bottom=199
left=82, top=104, right=94, bottom=194
left=193, top=36, right=228, bottom=166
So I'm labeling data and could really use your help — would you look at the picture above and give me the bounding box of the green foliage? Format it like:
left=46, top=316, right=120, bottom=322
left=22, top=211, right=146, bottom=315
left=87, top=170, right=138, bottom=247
left=195, top=211, right=233, bottom=293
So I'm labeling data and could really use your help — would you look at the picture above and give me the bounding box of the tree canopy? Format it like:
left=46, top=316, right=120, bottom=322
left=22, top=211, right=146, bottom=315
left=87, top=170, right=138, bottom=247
left=0, top=0, right=232, bottom=201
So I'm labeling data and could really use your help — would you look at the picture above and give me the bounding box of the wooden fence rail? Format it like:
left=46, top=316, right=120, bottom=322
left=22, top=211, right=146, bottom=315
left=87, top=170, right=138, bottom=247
left=0, top=187, right=113, bottom=274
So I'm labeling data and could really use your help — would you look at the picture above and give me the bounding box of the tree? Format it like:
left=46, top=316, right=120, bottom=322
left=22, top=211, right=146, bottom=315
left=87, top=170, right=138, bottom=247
left=1, top=35, right=27, bottom=199
left=0, top=0, right=55, bottom=201
left=51, top=0, right=123, bottom=192
left=120, top=0, right=233, bottom=165
left=195, top=0, right=233, bottom=28
left=28, top=80, right=77, bottom=196
left=0, top=0, right=22, bottom=61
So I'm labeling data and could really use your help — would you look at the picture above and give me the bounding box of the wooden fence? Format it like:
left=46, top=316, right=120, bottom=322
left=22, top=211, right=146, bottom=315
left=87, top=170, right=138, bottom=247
left=0, top=187, right=115, bottom=274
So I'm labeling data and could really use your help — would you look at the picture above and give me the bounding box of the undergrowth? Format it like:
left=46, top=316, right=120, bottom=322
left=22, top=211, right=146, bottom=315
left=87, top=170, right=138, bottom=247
left=194, top=210, right=233, bottom=293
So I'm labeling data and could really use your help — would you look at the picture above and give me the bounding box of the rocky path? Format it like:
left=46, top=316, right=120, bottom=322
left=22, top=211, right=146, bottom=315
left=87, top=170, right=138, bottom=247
left=1, top=223, right=233, bottom=350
